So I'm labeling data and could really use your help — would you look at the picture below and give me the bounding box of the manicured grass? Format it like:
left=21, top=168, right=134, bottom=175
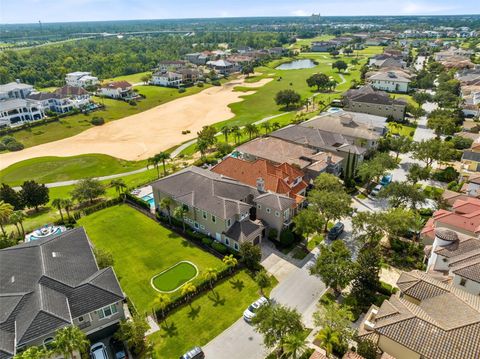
left=8, top=83, right=211, bottom=148
left=77, top=205, right=223, bottom=312
left=307, top=234, right=324, bottom=251
left=0, top=154, right=146, bottom=186
left=102, top=71, right=151, bottom=84
left=387, top=123, right=416, bottom=138
left=149, top=270, right=276, bottom=358
left=152, top=262, right=198, bottom=292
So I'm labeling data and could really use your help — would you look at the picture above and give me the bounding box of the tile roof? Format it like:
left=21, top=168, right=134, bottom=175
left=361, top=270, right=480, bottom=359
left=451, top=256, right=480, bottom=283
left=101, top=81, right=132, bottom=89
left=0, top=228, right=124, bottom=353
left=211, top=157, right=307, bottom=204
left=54, top=85, right=89, bottom=97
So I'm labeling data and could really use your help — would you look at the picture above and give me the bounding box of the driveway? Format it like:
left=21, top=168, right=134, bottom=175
left=203, top=249, right=326, bottom=359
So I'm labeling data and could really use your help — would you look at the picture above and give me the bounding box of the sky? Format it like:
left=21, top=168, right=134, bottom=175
left=1, top=0, right=479, bottom=24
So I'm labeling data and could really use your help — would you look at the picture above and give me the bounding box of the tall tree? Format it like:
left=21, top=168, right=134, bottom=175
left=261, top=122, right=272, bottom=135
left=9, top=210, right=26, bottom=238
left=155, top=152, right=171, bottom=177
left=53, top=326, right=89, bottom=359
left=20, top=180, right=49, bottom=211
left=181, top=282, right=197, bottom=307
left=221, top=125, right=231, bottom=142
left=252, top=303, right=304, bottom=356
left=52, top=198, right=65, bottom=223
left=0, top=200, right=14, bottom=237
left=222, top=254, right=238, bottom=273
left=412, top=139, right=455, bottom=168
left=306, top=73, right=331, bottom=92
left=316, top=327, right=340, bottom=358
left=197, top=125, right=218, bottom=148
left=71, top=178, right=105, bottom=204
left=239, top=242, right=262, bottom=270
left=244, top=123, right=259, bottom=140
left=357, top=153, right=397, bottom=187
left=275, top=89, right=301, bottom=109
left=115, top=316, right=150, bottom=357
left=377, top=181, right=427, bottom=209
left=282, top=332, right=308, bottom=359
left=110, top=179, right=127, bottom=200
left=308, top=189, right=352, bottom=232
left=0, top=183, right=24, bottom=210
left=385, top=135, right=412, bottom=160
left=62, top=198, right=74, bottom=219
left=332, top=60, right=348, bottom=72
left=203, top=267, right=218, bottom=290
left=254, top=269, right=272, bottom=297
left=160, top=197, right=174, bottom=225
left=351, top=243, right=382, bottom=309
left=173, top=205, right=188, bottom=232
left=231, top=125, right=242, bottom=144
left=310, top=241, right=353, bottom=296
left=196, top=138, right=209, bottom=159
left=292, top=208, right=325, bottom=240
left=148, top=155, right=161, bottom=179
left=313, top=301, right=354, bottom=343
left=155, top=294, right=171, bottom=323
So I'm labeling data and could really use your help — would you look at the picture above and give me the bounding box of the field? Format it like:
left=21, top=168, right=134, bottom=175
left=0, top=154, right=145, bottom=186
left=77, top=205, right=223, bottom=311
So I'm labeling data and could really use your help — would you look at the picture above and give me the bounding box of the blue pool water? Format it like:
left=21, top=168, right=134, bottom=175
left=28, top=227, right=63, bottom=241
left=141, top=193, right=155, bottom=207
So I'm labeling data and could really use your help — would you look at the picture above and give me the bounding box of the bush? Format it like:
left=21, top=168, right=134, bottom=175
left=432, top=166, right=459, bottom=183
left=1, top=136, right=16, bottom=145
left=202, top=237, right=213, bottom=246
left=211, top=241, right=228, bottom=254
left=6, top=140, right=24, bottom=151
left=125, top=192, right=150, bottom=211
left=91, top=117, right=105, bottom=126
left=268, top=228, right=278, bottom=241
left=0, top=143, right=5, bottom=151
left=279, top=229, right=295, bottom=248
left=212, top=80, right=221, bottom=86
left=128, top=100, right=137, bottom=106
left=378, top=281, right=398, bottom=296
left=178, top=87, right=186, bottom=93
left=196, top=81, right=204, bottom=87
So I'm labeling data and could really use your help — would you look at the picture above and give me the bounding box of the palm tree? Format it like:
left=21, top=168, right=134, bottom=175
left=222, top=254, right=238, bottom=273
left=160, top=197, right=174, bottom=225
left=203, top=267, right=218, bottom=290
left=156, top=152, right=171, bottom=177
left=272, top=122, right=281, bottom=130
left=62, top=199, right=74, bottom=220
left=155, top=294, right=171, bottom=323
left=181, top=282, right=197, bottom=307
left=110, top=179, right=127, bottom=200
left=316, top=327, right=340, bottom=358
left=196, top=138, right=209, bottom=159
left=260, top=122, right=272, bottom=135
left=244, top=123, right=259, bottom=140
left=254, top=269, right=271, bottom=297
left=173, top=205, right=188, bottom=232
left=148, top=155, right=161, bottom=179
left=15, top=346, right=51, bottom=359
left=221, top=125, right=231, bottom=143
left=0, top=200, right=14, bottom=237
left=282, top=332, right=308, bottom=359
left=411, top=214, right=425, bottom=242
left=231, top=126, right=242, bottom=144
left=53, top=326, right=90, bottom=359
left=52, top=198, right=65, bottom=223
left=9, top=211, right=25, bottom=237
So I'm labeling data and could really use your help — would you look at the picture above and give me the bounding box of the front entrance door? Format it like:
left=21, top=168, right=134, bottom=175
left=215, top=233, right=222, bottom=241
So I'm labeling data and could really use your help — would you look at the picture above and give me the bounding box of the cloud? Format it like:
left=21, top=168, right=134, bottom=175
left=291, top=9, right=309, bottom=16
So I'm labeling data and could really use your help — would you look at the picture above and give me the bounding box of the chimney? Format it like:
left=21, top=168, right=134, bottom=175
left=256, top=177, right=265, bottom=192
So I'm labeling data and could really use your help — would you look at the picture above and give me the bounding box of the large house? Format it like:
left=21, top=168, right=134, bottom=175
left=0, top=82, right=44, bottom=127
left=151, top=71, right=183, bottom=87
left=98, top=81, right=136, bottom=100
left=206, top=59, right=239, bottom=75
left=367, top=70, right=411, bottom=93
left=359, top=270, right=480, bottom=359
left=461, top=141, right=480, bottom=171
left=211, top=157, right=308, bottom=206
left=152, top=166, right=295, bottom=248
left=0, top=228, right=125, bottom=359
left=65, top=72, right=99, bottom=88
left=342, top=85, right=407, bottom=121
left=235, top=137, right=344, bottom=180
left=26, top=86, right=92, bottom=115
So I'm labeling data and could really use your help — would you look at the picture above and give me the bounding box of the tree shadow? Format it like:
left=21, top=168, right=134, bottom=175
left=187, top=305, right=201, bottom=320
left=160, top=321, right=178, bottom=338
left=207, top=290, right=226, bottom=306
left=230, top=279, right=245, bottom=292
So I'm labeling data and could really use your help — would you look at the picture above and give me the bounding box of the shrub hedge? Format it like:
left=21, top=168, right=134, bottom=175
left=125, top=192, right=151, bottom=211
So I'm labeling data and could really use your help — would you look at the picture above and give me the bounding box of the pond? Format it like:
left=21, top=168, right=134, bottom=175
left=276, top=59, right=316, bottom=70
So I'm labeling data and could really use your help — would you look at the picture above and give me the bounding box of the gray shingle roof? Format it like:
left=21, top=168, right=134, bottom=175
left=152, top=166, right=291, bottom=218
left=224, top=219, right=263, bottom=243
left=462, top=150, right=480, bottom=162
left=0, top=227, right=124, bottom=352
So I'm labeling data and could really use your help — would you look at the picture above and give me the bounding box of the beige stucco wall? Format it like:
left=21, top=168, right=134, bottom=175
left=345, top=101, right=405, bottom=121
left=452, top=274, right=480, bottom=295
left=378, top=335, right=421, bottom=359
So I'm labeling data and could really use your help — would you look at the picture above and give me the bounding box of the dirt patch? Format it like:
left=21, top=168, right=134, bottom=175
left=0, top=77, right=272, bottom=170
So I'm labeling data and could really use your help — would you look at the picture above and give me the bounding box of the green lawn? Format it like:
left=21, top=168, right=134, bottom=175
left=102, top=71, right=151, bottom=84
left=8, top=84, right=211, bottom=148
left=149, top=270, right=275, bottom=358
left=152, top=262, right=198, bottom=292
left=387, top=123, right=416, bottom=138
left=0, top=154, right=146, bottom=186
left=77, top=205, right=223, bottom=312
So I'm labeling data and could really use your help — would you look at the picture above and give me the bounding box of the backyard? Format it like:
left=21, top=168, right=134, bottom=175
left=77, top=205, right=274, bottom=358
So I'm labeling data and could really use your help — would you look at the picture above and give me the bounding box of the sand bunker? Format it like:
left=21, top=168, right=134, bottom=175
left=0, top=77, right=272, bottom=170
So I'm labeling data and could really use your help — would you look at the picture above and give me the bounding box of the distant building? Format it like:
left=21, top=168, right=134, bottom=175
left=206, top=59, right=239, bottom=75
left=98, top=81, right=136, bottom=100
left=367, top=70, right=411, bottom=93
left=0, top=82, right=44, bottom=127
left=150, top=71, right=183, bottom=88
left=65, top=71, right=99, bottom=88
left=343, top=85, right=406, bottom=121
left=185, top=52, right=210, bottom=65
left=311, top=41, right=335, bottom=52
left=0, top=82, right=34, bottom=100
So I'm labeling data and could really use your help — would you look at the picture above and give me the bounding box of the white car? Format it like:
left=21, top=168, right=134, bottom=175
left=90, top=343, right=109, bottom=359
left=243, top=297, right=268, bottom=322
left=370, top=184, right=383, bottom=197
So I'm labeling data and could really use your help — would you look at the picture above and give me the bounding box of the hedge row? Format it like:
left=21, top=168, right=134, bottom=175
left=73, top=197, right=122, bottom=220
left=155, top=265, right=240, bottom=320
left=125, top=192, right=151, bottom=211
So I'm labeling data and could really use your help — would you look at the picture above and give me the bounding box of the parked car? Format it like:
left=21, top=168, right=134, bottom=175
left=371, top=184, right=383, bottom=196
left=109, top=338, right=127, bottom=359
left=243, top=296, right=269, bottom=322
left=180, top=346, right=205, bottom=359
left=380, top=174, right=392, bottom=186
left=90, top=343, right=109, bottom=359
left=327, top=222, right=344, bottom=240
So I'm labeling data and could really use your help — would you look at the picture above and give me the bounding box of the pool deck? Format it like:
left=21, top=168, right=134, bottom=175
left=132, top=185, right=152, bottom=198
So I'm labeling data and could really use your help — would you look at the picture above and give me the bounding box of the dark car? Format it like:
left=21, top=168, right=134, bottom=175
left=180, top=346, right=205, bottom=359
left=327, top=222, right=344, bottom=240
left=109, top=338, right=127, bottom=359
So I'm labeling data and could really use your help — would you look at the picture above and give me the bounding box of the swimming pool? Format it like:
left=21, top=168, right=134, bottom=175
left=141, top=193, right=155, bottom=208
left=26, top=225, right=66, bottom=242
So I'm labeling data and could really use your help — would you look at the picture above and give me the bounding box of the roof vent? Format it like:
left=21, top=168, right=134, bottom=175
left=52, top=252, right=58, bottom=258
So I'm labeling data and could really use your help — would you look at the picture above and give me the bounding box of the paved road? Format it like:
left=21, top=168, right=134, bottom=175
left=203, top=251, right=326, bottom=359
